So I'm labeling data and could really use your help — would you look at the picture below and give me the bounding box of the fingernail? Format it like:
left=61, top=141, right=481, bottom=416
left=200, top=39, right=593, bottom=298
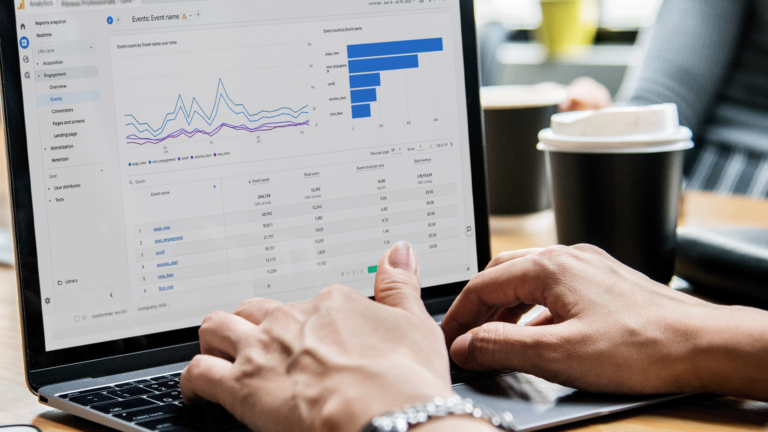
left=451, top=333, right=472, bottom=366
left=389, top=241, right=416, bottom=272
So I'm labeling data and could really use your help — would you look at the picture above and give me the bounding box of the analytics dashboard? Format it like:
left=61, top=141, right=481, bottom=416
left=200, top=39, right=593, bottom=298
left=13, top=0, right=479, bottom=351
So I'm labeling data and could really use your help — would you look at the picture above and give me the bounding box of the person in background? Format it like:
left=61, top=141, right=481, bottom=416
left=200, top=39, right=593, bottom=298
left=561, top=0, right=768, bottom=199
left=180, top=242, right=768, bottom=432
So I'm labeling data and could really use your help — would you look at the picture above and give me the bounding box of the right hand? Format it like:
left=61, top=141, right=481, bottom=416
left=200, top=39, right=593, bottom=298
left=181, top=242, right=494, bottom=432
left=441, top=245, right=723, bottom=395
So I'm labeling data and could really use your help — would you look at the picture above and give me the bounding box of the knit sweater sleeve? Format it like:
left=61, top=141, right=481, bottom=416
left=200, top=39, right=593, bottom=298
left=618, top=0, right=751, bottom=137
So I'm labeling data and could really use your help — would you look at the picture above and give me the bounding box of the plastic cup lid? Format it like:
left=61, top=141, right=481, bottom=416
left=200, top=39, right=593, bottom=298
left=481, top=84, right=568, bottom=110
left=538, top=103, right=694, bottom=153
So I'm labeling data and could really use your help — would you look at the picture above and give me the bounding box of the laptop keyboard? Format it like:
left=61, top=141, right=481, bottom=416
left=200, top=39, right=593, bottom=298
left=56, top=372, right=246, bottom=432
left=55, top=366, right=507, bottom=431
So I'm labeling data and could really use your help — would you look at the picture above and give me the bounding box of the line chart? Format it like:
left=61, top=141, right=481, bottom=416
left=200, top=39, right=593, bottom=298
left=124, top=79, right=310, bottom=146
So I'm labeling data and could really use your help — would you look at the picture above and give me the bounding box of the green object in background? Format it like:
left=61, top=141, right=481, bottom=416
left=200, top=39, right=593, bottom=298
left=368, top=265, right=378, bottom=274
left=538, top=0, right=598, bottom=57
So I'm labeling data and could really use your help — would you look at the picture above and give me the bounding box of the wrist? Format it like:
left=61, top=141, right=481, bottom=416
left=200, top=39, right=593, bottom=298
left=318, top=360, right=454, bottom=432
left=359, top=395, right=515, bottom=432
left=410, top=416, right=499, bottom=432
left=684, top=304, right=768, bottom=398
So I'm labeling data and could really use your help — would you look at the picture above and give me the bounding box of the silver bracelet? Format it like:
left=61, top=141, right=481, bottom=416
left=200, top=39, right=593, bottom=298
left=359, top=396, right=518, bottom=432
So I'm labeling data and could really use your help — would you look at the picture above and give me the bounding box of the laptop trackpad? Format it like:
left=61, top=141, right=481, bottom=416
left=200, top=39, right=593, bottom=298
left=453, top=372, right=675, bottom=431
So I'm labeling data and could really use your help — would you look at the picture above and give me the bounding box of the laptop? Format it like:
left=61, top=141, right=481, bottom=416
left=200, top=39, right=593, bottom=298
left=0, top=0, right=682, bottom=430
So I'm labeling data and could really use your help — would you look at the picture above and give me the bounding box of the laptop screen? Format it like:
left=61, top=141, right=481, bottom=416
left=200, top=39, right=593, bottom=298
left=11, top=0, right=480, bottom=352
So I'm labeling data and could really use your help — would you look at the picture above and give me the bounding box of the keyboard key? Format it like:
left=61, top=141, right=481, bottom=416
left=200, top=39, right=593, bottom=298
left=143, top=382, right=174, bottom=393
left=69, top=392, right=118, bottom=406
left=136, top=416, right=190, bottom=431
left=150, top=375, right=172, bottom=382
left=59, top=386, right=115, bottom=399
left=181, top=402, right=228, bottom=422
left=134, top=380, right=153, bottom=385
left=114, top=382, right=136, bottom=389
left=160, top=381, right=179, bottom=389
left=146, top=390, right=183, bottom=403
left=169, top=373, right=181, bottom=378
left=113, top=404, right=181, bottom=422
left=180, top=403, right=244, bottom=432
left=92, top=397, right=158, bottom=414
left=107, top=386, right=155, bottom=399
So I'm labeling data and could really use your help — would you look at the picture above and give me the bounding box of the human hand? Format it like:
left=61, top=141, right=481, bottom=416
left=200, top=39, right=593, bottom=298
left=441, top=245, right=729, bottom=395
left=180, top=242, right=490, bottom=432
left=559, top=77, right=611, bottom=112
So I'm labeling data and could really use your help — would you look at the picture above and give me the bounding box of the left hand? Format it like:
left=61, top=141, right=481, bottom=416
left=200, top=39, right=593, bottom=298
left=559, top=77, right=612, bottom=112
left=180, top=242, right=457, bottom=432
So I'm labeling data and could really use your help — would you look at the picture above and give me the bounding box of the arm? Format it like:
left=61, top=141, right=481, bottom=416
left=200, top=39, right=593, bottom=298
left=441, top=245, right=768, bottom=401
left=618, top=0, right=751, bottom=136
left=180, top=242, right=496, bottom=432
left=688, top=305, right=768, bottom=399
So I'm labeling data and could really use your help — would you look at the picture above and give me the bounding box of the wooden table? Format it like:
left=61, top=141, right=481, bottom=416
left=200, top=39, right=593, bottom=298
left=1, top=131, right=768, bottom=430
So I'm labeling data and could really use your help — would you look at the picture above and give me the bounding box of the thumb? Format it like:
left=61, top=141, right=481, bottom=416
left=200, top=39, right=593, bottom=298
left=450, top=322, right=564, bottom=374
left=374, top=241, right=427, bottom=318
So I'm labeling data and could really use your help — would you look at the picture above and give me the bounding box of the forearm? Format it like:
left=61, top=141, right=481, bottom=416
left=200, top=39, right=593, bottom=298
left=685, top=305, right=768, bottom=401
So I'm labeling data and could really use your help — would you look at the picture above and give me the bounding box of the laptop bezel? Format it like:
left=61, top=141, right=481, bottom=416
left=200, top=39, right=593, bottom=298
left=1, top=0, right=491, bottom=393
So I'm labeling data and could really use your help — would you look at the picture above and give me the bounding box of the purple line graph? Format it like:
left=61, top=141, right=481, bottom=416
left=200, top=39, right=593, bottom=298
left=126, top=120, right=310, bottom=145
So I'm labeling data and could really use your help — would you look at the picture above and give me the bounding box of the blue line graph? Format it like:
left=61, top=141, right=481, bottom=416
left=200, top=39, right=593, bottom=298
left=124, top=79, right=309, bottom=145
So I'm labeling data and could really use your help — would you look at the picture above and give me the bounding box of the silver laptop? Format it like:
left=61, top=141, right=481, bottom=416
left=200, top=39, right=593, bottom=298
left=1, top=0, right=681, bottom=430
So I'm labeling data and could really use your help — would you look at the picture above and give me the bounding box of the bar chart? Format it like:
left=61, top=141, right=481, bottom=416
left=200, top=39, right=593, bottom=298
left=347, top=38, right=444, bottom=119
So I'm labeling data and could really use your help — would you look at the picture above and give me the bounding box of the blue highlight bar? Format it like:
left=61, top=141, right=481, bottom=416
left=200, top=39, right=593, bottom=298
left=351, top=88, right=377, bottom=104
left=347, top=37, right=444, bottom=120
left=349, top=73, right=381, bottom=89
left=347, top=38, right=444, bottom=59
left=348, top=55, right=419, bottom=74
left=351, top=104, right=372, bottom=119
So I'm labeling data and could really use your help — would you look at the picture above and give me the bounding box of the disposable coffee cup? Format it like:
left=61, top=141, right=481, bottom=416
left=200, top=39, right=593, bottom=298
left=538, top=104, right=694, bottom=284
left=482, top=84, right=567, bottom=215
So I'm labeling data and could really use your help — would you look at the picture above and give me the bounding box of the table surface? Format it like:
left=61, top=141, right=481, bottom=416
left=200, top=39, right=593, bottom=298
left=1, top=133, right=768, bottom=431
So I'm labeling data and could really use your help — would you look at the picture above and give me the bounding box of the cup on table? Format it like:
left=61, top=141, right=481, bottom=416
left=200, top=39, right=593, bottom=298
left=538, top=104, right=694, bottom=284
left=481, top=84, right=567, bottom=215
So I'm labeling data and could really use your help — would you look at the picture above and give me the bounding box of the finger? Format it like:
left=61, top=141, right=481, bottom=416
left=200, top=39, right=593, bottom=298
left=374, top=241, right=427, bottom=319
left=450, top=321, right=569, bottom=373
left=181, top=354, right=235, bottom=405
left=234, top=297, right=285, bottom=325
left=490, top=303, right=537, bottom=324
left=526, top=309, right=554, bottom=326
left=199, top=311, right=258, bottom=360
left=441, top=250, right=559, bottom=348
left=486, top=249, right=543, bottom=270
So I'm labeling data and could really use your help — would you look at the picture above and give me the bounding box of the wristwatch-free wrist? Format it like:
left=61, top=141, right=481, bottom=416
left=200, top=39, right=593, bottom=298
left=359, top=395, right=517, bottom=432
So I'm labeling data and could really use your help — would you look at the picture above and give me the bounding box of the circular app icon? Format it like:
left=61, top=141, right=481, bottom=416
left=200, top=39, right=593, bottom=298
left=107, top=16, right=113, bottom=25
left=23, top=55, right=29, bottom=63
left=19, top=36, right=29, bottom=49
left=24, top=72, right=30, bottom=79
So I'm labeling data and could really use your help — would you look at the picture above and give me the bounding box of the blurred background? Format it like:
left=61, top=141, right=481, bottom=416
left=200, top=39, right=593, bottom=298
left=475, top=0, right=662, bottom=91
